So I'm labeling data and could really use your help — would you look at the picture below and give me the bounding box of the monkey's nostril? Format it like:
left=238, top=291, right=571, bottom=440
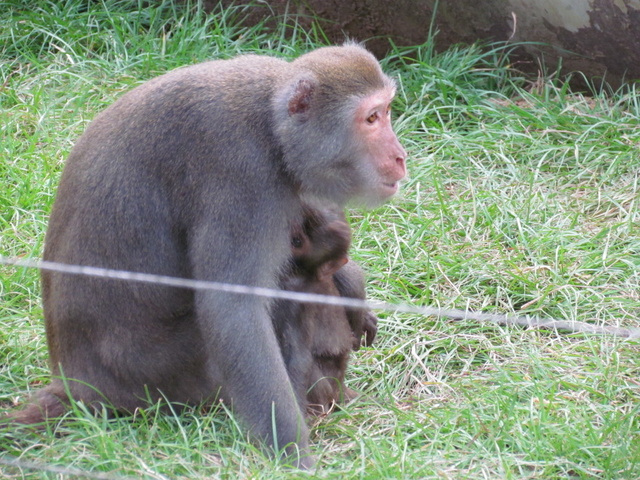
left=395, top=156, right=407, bottom=177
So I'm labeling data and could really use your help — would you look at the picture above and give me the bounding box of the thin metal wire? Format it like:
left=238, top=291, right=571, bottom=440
left=0, top=454, right=152, bottom=480
left=2, top=255, right=639, bottom=339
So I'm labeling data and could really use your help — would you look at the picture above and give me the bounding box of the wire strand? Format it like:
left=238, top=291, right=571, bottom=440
left=2, top=255, right=639, bottom=339
left=0, top=454, right=149, bottom=480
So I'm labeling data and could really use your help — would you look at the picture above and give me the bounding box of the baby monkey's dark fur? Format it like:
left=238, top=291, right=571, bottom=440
left=275, top=204, right=378, bottom=415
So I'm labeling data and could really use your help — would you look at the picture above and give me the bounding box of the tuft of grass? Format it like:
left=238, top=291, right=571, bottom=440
left=2, top=1, right=639, bottom=478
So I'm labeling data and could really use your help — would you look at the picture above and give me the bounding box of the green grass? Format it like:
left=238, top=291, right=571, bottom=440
left=1, top=1, right=639, bottom=478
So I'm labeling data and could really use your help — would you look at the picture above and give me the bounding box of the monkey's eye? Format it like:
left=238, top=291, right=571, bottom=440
left=366, top=112, right=379, bottom=124
left=292, top=236, right=303, bottom=248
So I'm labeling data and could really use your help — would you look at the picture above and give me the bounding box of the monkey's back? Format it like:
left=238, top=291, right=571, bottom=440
left=41, top=55, right=298, bottom=406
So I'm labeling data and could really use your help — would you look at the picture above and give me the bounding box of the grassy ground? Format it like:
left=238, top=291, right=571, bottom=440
left=1, top=1, right=639, bottom=478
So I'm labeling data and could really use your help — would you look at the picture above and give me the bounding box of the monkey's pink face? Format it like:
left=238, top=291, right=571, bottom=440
left=355, top=88, right=407, bottom=201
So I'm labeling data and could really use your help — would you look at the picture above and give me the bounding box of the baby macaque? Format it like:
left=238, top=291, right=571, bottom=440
left=274, top=204, right=378, bottom=415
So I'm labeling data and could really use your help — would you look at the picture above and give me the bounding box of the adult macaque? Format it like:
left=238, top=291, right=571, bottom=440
left=274, top=204, right=379, bottom=415
left=5, top=43, right=406, bottom=467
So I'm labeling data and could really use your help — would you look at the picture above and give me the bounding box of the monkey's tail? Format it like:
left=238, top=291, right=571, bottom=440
left=1, top=384, right=68, bottom=428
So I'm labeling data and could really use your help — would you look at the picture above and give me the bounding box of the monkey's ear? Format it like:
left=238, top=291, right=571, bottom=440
left=318, top=257, right=348, bottom=280
left=287, top=76, right=317, bottom=117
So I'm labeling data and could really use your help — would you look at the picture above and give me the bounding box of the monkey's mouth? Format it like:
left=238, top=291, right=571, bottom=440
left=381, top=182, right=399, bottom=196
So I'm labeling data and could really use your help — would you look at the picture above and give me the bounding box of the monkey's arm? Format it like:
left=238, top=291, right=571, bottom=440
left=188, top=211, right=311, bottom=467
left=333, top=260, right=378, bottom=348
